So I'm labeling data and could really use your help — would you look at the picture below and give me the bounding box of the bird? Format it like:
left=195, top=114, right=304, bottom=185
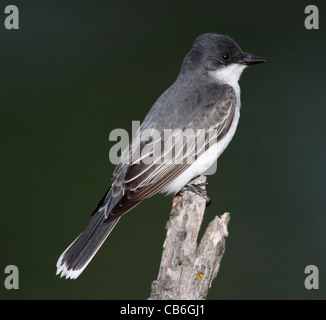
left=56, top=33, right=265, bottom=279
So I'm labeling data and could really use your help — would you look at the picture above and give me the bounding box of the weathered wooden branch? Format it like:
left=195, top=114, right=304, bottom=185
left=149, top=175, right=230, bottom=300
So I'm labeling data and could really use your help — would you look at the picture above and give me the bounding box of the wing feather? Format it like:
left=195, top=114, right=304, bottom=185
left=104, top=84, right=237, bottom=223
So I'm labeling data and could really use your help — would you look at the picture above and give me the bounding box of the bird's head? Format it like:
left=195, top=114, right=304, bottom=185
left=180, top=33, right=266, bottom=84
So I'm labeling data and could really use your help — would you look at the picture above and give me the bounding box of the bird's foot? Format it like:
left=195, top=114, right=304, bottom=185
left=179, top=182, right=211, bottom=207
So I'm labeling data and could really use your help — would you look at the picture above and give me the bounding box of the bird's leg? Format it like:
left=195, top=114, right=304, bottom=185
left=179, top=181, right=211, bottom=207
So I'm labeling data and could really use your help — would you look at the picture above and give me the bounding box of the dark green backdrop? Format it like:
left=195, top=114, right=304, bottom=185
left=1, top=0, right=325, bottom=299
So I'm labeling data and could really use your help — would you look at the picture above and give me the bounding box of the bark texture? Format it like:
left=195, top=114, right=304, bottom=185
left=149, top=175, right=230, bottom=300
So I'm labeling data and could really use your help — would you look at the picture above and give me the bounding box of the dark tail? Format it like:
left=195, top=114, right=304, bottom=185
left=56, top=211, right=120, bottom=279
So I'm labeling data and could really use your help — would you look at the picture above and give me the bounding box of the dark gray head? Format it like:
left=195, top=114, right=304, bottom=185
left=180, top=33, right=265, bottom=77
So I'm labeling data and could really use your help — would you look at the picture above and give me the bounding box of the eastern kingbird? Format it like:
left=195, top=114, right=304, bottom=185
left=56, top=33, right=265, bottom=279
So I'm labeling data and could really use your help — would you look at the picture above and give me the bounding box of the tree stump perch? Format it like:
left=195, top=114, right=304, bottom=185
left=149, top=175, right=230, bottom=300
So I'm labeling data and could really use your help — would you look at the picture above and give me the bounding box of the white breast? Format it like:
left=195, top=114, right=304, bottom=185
left=161, top=63, right=245, bottom=195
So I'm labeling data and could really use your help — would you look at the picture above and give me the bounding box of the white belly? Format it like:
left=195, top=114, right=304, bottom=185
left=161, top=105, right=240, bottom=195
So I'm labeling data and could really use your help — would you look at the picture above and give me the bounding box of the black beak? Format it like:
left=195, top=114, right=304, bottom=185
left=240, top=53, right=266, bottom=65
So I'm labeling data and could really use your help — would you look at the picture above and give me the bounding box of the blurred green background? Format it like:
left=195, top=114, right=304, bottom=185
left=1, top=0, right=325, bottom=299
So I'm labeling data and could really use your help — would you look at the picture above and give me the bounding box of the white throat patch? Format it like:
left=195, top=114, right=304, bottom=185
left=209, top=63, right=247, bottom=87
left=209, top=63, right=246, bottom=104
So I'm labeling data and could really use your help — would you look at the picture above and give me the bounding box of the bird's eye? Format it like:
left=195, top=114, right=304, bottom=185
left=221, top=53, right=230, bottom=61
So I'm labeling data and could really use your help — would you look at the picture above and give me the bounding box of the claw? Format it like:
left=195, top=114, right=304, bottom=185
left=178, top=182, right=211, bottom=207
